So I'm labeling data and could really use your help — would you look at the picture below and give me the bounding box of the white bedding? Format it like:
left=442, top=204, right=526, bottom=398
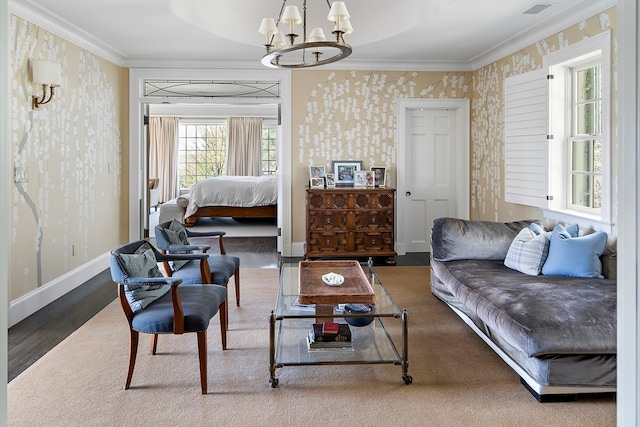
left=185, top=175, right=278, bottom=218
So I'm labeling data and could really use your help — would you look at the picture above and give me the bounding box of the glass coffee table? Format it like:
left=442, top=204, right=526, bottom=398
left=269, top=259, right=412, bottom=387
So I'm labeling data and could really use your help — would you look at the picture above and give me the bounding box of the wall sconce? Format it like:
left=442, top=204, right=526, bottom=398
left=31, top=60, right=62, bottom=109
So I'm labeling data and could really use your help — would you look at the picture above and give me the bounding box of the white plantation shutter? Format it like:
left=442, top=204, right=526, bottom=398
left=504, top=69, right=550, bottom=208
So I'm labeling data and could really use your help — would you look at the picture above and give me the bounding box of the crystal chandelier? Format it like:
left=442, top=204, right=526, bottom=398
left=258, top=0, right=353, bottom=68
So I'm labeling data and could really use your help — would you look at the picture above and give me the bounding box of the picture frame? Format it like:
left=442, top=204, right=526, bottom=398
left=310, top=177, right=325, bottom=189
left=325, top=173, right=336, bottom=188
left=353, top=170, right=367, bottom=187
left=364, top=170, right=375, bottom=187
left=371, top=166, right=386, bottom=187
left=332, top=160, right=363, bottom=185
left=309, top=166, right=326, bottom=180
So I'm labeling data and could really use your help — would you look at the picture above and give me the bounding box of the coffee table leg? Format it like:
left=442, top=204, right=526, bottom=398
left=269, top=311, right=279, bottom=388
left=315, top=304, right=334, bottom=323
left=401, top=308, right=412, bottom=384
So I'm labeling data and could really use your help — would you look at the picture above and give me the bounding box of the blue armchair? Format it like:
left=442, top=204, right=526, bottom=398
left=155, top=220, right=241, bottom=307
left=109, top=240, right=227, bottom=394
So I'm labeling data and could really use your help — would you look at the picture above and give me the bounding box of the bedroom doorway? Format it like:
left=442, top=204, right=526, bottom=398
left=129, top=69, right=293, bottom=256
left=146, top=104, right=280, bottom=240
left=396, top=98, right=470, bottom=255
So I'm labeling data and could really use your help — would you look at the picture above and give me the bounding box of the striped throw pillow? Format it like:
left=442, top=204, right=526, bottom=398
left=504, top=226, right=550, bottom=276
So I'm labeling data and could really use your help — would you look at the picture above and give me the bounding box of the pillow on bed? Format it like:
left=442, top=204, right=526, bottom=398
left=541, top=224, right=607, bottom=278
left=504, top=224, right=550, bottom=276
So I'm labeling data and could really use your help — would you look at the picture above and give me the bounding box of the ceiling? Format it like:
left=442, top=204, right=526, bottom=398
left=12, top=0, right=615, bottom=71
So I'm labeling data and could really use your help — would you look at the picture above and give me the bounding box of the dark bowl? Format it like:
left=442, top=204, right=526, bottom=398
left=343, top=304, right=375, bottom=327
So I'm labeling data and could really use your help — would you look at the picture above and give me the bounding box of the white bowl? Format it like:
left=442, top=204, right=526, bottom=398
left=322, top=272, right=344, bottom=286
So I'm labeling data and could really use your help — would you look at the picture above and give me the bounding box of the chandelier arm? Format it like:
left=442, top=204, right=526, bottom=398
left=302, top=0, right=307, bottom=62
left=275, top=0, right=287, bottom=26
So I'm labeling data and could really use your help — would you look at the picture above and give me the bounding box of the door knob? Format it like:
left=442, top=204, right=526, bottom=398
left=406, top=191, right=411, bottom=196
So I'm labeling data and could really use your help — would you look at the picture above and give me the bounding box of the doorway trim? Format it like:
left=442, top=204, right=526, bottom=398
left=128, top=68, right=292, bottom=256
left=396, top=98, right=470, bottom=255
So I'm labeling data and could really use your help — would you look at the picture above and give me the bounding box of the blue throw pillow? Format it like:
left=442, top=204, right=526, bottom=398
left=541, top=225, right=607, bottom=278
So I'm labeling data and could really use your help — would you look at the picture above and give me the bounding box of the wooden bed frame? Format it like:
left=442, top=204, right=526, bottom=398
left=184, top=204, right=277, bottom=226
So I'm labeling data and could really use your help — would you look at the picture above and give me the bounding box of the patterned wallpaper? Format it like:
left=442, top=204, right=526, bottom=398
left=9, top=15, right=125, bottom=301
left=291, top=70, right=472, bottom=241
left=290, top=7, right=616, bottom=242
left=470, top=8, right=616, bottom=224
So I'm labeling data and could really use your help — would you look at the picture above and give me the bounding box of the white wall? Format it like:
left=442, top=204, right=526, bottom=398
left=617, top=1, right=640, bottom=424
left=1, top=0, right=10, bottom=422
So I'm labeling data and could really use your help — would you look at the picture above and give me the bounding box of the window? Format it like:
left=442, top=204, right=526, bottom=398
left=178, top=121, right=278, bottom=189
left=569, top=62, right=602, bottom=211
left=262, top=125, right=277, bottom=175
left=504, top=32, right=611, bottom=230
left=178, top=122, right=227, bottom=189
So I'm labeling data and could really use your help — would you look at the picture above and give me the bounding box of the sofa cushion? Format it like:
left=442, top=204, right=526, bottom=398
left=431, top=217, right=540, bottom=261
left=541, top=225, right=608, bottom=278
left=504, top=225, right=550, bottom=276
left=431, top=258, right=617, bottom=357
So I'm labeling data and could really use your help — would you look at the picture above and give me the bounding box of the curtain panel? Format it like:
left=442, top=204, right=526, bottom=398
left=149, top=117, right=179, bottom=202
left=226, top=116, right=263, bottom=176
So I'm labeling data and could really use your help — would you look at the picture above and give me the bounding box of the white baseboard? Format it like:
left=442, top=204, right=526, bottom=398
left=9, top=253, right=110, bottom=327
left=291, top=241, right=305, bottom=257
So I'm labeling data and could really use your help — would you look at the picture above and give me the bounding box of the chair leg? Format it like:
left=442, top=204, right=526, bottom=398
left=125, top=330, right=139, bottom=390
left=151, top=333, right=159, bottom=355
left=234, top=267, right=240, bottom=306
left=219, top=300, right=227, bottom=350
left=197, top=331, right=208, bottom=395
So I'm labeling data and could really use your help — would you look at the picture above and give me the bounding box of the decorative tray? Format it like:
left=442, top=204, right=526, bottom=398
left=297, top=260, right=375, bottom=305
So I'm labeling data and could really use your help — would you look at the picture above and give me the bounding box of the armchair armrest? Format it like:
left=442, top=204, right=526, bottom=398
left=185, top=230, right=226, bottom=238
left=167, top=244, right=211, bottom=253
left=184, top=230, right=227, bottom=254
left=155, top=251, right=209, bottom=262
left=123, top=277, right=182, bottom=287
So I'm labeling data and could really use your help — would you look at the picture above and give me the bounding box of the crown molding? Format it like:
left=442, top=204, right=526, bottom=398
left=123, top=57, right=474, bottom=72
left=471, top=0, right=617, bottom=70
left=8, top=0, right=126, bottom=66
left=10, top=0, right=617, bottom=73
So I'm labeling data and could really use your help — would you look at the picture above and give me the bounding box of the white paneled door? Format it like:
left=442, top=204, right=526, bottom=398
left=403, top=108, right=458, bottom=252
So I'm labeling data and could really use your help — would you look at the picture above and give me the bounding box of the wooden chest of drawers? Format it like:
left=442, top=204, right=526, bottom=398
left=305, top=187, right=396, bottom=264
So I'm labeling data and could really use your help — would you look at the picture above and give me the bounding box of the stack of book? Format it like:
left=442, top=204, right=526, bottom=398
left=307, top=322, right=353, bottom=350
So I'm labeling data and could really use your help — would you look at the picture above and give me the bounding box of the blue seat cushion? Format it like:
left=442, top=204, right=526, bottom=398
left=131, top=284, right=227, bottom=333
left=207, top=256, right=238, bottom=284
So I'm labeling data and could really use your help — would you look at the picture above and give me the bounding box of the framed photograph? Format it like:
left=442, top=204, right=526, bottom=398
left=310, top=177, right=325, bottom=189
left=309, top=166, right=326, bottom=180
left=325, top=173, right=336, bottom=188
left=332, top=160, right=363, bottom=185
left=364, top=170, right=375, bottom=187
left=353, top=170, right=367, bottom=187
left=371, top=166, right=386, bottom=187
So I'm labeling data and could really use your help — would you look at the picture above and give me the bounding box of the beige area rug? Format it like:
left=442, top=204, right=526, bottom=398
left=8, top=267, right=615, bottom=427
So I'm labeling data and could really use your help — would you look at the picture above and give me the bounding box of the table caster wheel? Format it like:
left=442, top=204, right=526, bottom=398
left=402, top=374, right=413, bottom=385
left=270, top=378, right=279, bottom=388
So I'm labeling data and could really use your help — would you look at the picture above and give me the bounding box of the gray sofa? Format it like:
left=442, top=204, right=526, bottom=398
left=429, top=217, right=616, bottom=401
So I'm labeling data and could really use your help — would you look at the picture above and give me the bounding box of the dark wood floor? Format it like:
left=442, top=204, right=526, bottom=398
left=8, top=236, right=427, bottom=382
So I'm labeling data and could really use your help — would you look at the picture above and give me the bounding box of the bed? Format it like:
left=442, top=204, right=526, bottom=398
left=182, top=175, right=278, bottom=226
